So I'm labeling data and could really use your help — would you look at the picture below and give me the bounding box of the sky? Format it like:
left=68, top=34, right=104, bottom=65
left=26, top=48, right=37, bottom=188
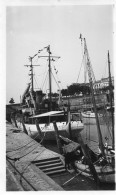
left=6, top=3, right=114, bottom=104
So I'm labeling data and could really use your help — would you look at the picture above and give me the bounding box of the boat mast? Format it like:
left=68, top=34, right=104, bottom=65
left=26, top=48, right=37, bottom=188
left=38, top=45, right=60, bottom=111
left=30, top=56, right=34, bottom=92
left=25, top=54, right=39, bottom=92
left=25, top=53, right=39, bottom=113
left=108, top=51, right=114, bottom=149
left=48, top=45, right=52, bottom=111
left=82, top=36, right=105, bottom=157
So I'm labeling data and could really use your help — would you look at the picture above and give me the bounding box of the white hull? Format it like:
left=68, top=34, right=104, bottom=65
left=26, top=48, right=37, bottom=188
left=81, top=111, right=102, bottom=118
left=81, top=111, right=103, bottom=124
left=17, top=121, right=84, bottom=141
left=75, top=162, right=115, bottom=183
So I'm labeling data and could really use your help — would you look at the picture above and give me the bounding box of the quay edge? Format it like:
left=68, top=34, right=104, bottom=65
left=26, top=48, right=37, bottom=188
left=6, top=122, right=63, bottom=191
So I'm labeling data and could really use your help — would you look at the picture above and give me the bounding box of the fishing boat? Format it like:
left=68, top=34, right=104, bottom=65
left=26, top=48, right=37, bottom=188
left=17, top=110, right=83, bottom=140
left=74, top=35, right=115, bottom=183
left=16, top=45, right=84, bottom=140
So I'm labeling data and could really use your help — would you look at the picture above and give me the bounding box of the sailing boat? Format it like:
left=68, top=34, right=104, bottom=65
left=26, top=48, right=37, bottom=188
left=80, top=35, right=103, bottom=124
left=74, top=35, right=115, bottom=183
left=81, top=111, right=103, bottom=124
left=17, top=45, right=84, bottom=140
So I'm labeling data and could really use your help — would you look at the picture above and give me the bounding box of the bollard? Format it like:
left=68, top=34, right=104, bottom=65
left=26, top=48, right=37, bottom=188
left=21, top=116, right=28, bottom=135
left=68, top=122, right=72, bottom=140
left=10, top=113, right=15, bottom=126
left=14, top=116, right=18, bottom=128
left=35, top=118, right=42, bottom=139
left=67, top=110, right=72, bottom=140
left=53, top=121, right=63, bottom=154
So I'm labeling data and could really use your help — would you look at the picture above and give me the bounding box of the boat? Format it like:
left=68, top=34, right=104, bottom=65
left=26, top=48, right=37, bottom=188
left=75, top=159, right=115, bottom=183
left=17, top=110, right=83, bottom=140
left=74, top=35, right=115, bottom=183
left=81, top=111, right=102, bottom=118
left=106, top=105, right=114, bottom=112
left=16, top=45, right=84, bottom=140
left=81, top=111, right=103, bottom=124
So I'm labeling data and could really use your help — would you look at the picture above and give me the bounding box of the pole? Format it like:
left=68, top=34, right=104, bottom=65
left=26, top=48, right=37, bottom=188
left=35, top=118, right=42, bottom=139
left=37, top=47, right=60, bottom=110
left=108, top=51, right=114, bottom=149
left=14, top=115, right=18, bottom=128
left=67, top=87, right=72, bottom=139
left=21, top=116, right=28, bottom=135
left=77, top=133, right=100, bottom=185
left=84, top=38, right=105, bottom=157
left=30, top=57, right=34, bottom=93
left=29, top=91, right=36, bottom=114
left=48, top=45, right=52, bottom=111
left=53, top=121, right=63, bottom=154
left=67, top=107, right=72, bottom=140
left=90, top=79, right=105, bottom=157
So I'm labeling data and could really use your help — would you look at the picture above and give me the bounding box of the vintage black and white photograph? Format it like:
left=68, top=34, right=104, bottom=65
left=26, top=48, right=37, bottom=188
left=3, top=0, right=115, bottom=191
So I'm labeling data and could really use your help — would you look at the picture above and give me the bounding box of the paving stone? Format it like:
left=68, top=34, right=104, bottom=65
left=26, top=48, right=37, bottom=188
left=6, top=123, right=63, bottom=191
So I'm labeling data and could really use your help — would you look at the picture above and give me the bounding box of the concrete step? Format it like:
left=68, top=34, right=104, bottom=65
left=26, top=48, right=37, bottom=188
left=38, top=162, right=63, bottom=169
left=46, top=168, right=66, bottom=176
left=32, top=156, right=60, bottom=164
left=34, top=158, right=61, bottom=166
left=41, top=164, right=65, bottom=172
left=32, top=156, right=66, bottom=176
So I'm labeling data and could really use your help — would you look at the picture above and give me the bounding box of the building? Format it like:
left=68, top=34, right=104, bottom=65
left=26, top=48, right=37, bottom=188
left=93, top=77, right=114, bottom=90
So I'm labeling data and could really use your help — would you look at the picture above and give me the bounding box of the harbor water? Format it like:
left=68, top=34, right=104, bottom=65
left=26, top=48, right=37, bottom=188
left=40, top=115, right=114, bottom=190
left=43, top=115, right=113, bottom=155
left=81, top=116, right=113, bottom=154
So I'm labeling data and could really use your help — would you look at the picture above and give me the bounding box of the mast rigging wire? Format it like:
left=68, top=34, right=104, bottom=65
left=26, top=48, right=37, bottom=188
left=51, top=71, right=61, bottom=90
left=41, top=71, right=49, bottom=92
left=76, top=53, right=85, bottom=83
left=53, top=65, right=63, bottom=89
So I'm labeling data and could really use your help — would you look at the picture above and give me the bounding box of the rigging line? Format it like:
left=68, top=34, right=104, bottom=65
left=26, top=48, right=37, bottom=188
left=53, top=65, right=63, bottom=89
left=32, top=55, right=39, bottom=64
left=36, top=71, right=47, bottom=77
left=41, top=71, right=49, bottom=91
left=98, top=96, right=112, bottom=141
left=7, top=142, right=40, bottom=161
left=19, top=127, right=48, bottom=180
left=19, top=147, right=46, bottom=183
left=63, top=156, right=102, bottom=186
left=39, top=127, right=47, bottom=144
left=51, top=71, right=61, bottom=90
left=7, top=142, right=38, bottom=159
left=88, top=146, right=99, bottom=152
left=102, top=59, right=108, bottom=79
left=102, top=113, right=112, bottom=141
left=88, top=139, right=99, bottom=143
left=6, top=131, right=41, bottom=153
left=6, top=158, right=37, bottom=191
left=7, top=128, right=42, bottom=157
left=43, top=74, right=48, bottom=93
left=40, top=61, right=48, bottom=88
left=34, top=75, right=39, bottom=90
left=8, top=128, right=47, bottom=169
left=22, top=131, right=47, bottom=174
left=40, top=60, right=48, bottom=88
left=77, top=53, right=85, bottom=83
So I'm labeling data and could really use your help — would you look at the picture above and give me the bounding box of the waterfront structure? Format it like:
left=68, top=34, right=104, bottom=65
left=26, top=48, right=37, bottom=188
left=93, top=77, right=114, bottom=90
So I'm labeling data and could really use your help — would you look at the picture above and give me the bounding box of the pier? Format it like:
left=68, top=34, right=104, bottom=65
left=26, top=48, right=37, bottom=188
left=6, top=121, right=115, bottom=191
left=6, top=122, right=63, bottom=191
